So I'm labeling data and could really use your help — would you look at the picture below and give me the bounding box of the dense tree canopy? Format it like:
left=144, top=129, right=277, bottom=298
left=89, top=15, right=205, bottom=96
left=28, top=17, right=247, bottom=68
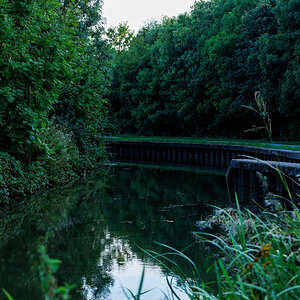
left=110, top=0, right=300, bottom=140
left=1, top=0, right=299, bottom=202
left=0, top=0, right=111, bottom=202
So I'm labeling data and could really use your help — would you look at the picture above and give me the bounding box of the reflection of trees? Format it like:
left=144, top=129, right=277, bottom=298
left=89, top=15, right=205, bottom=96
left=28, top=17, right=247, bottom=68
left=107, top=166, right=227, bottom=206
left=0, top=165, right=227, bottom=298
left=49, top=221, right=138, bottom=299
left=95, top=166, right=228, bottom=281
left=0, top=175, right=109, bottom=299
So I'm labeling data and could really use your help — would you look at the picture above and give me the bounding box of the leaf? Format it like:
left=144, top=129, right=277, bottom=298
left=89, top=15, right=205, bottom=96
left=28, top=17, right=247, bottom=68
left=2, top=289, right=14, bottom=300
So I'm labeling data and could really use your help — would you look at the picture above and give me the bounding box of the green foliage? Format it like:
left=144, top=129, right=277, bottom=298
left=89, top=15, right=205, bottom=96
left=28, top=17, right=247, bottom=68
left=110, top=0, right=300, bottom=140
left=0, top=152, right=25, bottom=202
left=194, top=200, right=300, bottom=299
left=2, top=246, right=75, bottom=300
left=0, top=0, right=79, bottom=160
left=0, top=0, right=111, bottom=202
left=39, top=118, right=80, bottom=182
left=138, top=198, right=300, bottom=299
left=38, top=245, right=74, bottom=300
left=2, top=288, right=13, bottom=300
left=106, top=22, right=134, bottom=52
left=0, top=151, right=48, bottom=203
left=54, top=0, right=111, bottom=169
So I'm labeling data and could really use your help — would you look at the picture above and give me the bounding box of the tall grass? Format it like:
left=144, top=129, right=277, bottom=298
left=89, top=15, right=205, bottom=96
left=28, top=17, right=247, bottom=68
left=197, top=196, right=300, bottom=299
left=136, top=194, right=300, bottom=299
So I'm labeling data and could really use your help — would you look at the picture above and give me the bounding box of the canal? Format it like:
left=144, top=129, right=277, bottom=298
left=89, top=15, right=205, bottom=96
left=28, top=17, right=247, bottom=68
left=0, top=163, right=228, bottom=299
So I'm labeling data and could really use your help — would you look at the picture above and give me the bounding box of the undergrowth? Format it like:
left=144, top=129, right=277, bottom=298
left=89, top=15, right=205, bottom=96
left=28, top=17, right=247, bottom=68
left=0, top=118, right=108, bottom=203
left=194, top=196, right=300, bottom=299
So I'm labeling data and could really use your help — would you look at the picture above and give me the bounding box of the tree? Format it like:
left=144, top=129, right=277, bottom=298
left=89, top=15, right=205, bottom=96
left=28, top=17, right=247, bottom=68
left=106, top=22, right=134, bottom=53
left=109, top=0, right=300, bottom=140
left=54, top=0, right=112, bottom=166
left=0, top=0, right=79, bottom=161
left=0, top=0, right=113, bottom=202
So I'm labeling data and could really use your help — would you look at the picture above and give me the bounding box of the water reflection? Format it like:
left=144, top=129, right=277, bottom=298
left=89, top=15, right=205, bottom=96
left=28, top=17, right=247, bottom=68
left=0, top=163, right=228, bottom=299
left=79, top=237, right=188, bottom=300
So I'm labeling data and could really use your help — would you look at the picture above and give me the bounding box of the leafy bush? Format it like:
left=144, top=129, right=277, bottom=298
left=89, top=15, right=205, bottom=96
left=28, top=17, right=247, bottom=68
left=0, top=152, right=48, bottom=203
left=40, top=118, right=80, bottom=183
left=0, top=152, right=26, bottom=203
left=0, top=0, right=111, bottom=202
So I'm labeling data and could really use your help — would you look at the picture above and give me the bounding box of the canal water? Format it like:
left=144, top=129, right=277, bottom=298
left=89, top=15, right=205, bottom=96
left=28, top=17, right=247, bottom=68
left=0, top=163, right=228, bottom=299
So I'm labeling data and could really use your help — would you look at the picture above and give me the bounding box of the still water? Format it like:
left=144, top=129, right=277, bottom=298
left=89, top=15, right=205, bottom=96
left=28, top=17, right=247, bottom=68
left=0, top=163, right=228, bottom=299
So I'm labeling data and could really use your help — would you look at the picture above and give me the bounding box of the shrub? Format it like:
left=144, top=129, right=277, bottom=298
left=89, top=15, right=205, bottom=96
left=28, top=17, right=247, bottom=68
left=40, top=118, right=80, bottom=183
left=0, top=152, right=27, bottom=203
left=0, top=152, right=49, bottom=203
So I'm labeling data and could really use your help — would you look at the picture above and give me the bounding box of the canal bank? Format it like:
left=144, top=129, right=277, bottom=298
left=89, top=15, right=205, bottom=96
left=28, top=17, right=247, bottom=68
left=108, top=140, right=300, bottom=200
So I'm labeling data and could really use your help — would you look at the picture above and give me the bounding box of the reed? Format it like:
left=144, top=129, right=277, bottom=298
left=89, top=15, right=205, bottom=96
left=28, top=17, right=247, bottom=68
left=135, top=193, right=300, bottom=299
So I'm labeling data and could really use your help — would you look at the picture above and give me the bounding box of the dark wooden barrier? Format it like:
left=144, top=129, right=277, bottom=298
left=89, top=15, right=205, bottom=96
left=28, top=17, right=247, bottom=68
left=107, top=140, right=300, bottom=168
left=107, top=140, right=300, bottom=205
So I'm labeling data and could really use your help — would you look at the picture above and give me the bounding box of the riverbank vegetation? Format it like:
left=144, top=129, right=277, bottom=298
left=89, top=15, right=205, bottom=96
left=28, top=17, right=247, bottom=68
left=110, top=0, right=299, bottom=140
left=137, top=197, right=300, bottom=299
left=113, top=135, right=300, bottom=151
left=0, top=0, right=111, bottom=203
